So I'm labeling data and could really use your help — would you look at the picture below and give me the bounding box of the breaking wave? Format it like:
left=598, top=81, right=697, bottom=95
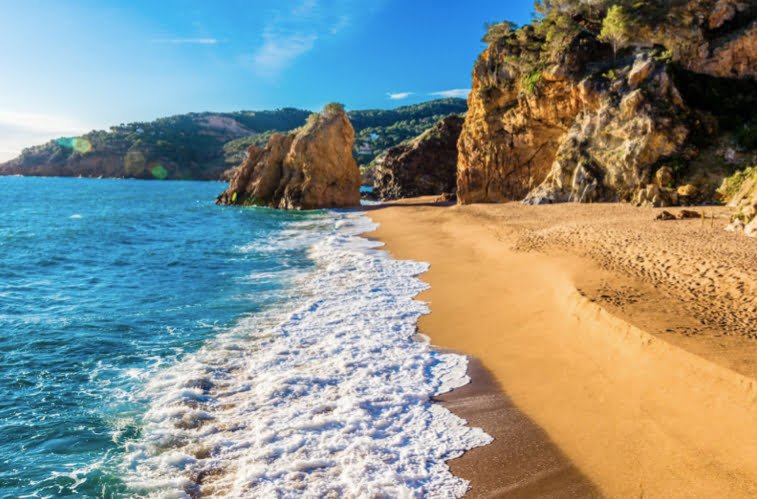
left=122, top=212, right=492, bottom=498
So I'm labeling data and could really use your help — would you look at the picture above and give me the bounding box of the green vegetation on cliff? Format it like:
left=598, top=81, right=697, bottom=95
left=0, top=98, right=467, bottom=181
left=461, top=0, right=756, bottom=206
left=1, top=109, right=311, bottom=180
left=350, top=98, right=467, bottom=165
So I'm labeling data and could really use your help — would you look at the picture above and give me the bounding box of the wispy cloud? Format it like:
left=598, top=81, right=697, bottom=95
left=387, top=92, right=413, bottom=100
left=151, top=38, right=219, bottom=45
left=250, top=0, right=371, bottom=77
left=254, top=32, right=317, bottom=77
left=429, top=88, right=471, bottom=99
left=0, top=111, right=90, bottom=162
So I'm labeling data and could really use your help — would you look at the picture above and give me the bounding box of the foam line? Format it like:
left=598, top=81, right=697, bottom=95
left=121, top=211, right=491, bottom=497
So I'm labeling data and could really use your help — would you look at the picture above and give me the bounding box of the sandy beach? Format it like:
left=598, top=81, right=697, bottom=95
left=365, top=198, right=757, bottom=498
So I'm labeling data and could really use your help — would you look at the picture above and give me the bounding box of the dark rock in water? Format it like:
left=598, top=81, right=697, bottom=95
left=216, top=105, right=361, bottom=210
left=372, top=115, right=463, bottom=200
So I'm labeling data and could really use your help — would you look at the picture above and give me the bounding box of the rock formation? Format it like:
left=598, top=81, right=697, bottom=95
left=457, top=0, right=757, bottom=207
left=722, top=166, right=757, bottom=236
left=525, top=55, right=690, bottom=205
left=216, top=105, right=361, bottom=210
left=649, top=0, right=757, bottom=80
left=457, top=29, right=610, bottom=204
left=372, top=115, right=463, bottom=200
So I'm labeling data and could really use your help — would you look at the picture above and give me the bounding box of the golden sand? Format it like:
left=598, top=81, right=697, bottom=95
left=365, top=198, right=757, bottom=498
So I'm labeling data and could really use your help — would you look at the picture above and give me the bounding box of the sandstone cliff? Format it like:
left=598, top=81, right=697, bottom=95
left=372, top=115, right=463, bottom=200
left=216, top=105, right=361, bottom=210
left=458, top=0, right=757, bottom=206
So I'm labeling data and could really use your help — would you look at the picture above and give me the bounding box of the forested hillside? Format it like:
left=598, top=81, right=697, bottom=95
left=0, top=99, right=466, bottom=180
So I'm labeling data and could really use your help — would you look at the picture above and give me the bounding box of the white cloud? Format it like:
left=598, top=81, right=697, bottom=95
left=249, top=0, right=369, bottom=77
left=0, top=111, right=90, bottom=162
left=151, top=38, right=219, bottom=44
left=429, top=88, right=471, bottom=99
left=387, top=92, right=413, bottom=100
left=253, top=32, right=318, bottom=77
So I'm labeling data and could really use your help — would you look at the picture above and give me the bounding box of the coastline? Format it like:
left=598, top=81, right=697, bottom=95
left=435, top=356, right=599, bottom=497
left=364, top=198, right=757, bottom=497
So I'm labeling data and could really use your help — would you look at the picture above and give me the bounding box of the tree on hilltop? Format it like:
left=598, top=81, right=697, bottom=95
left=482, top=20, right=517, bottom=44
left=599, top=5, right=631, bottom=58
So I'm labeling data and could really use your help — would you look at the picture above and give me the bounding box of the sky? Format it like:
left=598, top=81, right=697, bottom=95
left=0, top=0, right=534, bottom=161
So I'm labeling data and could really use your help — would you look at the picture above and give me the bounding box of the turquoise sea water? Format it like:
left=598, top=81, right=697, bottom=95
left=0, top=177, right=320, bottom=496
left=0, top=176, right=489, bottom=498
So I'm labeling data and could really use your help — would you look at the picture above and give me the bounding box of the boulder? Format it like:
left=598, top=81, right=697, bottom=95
left=216, top=105, right=361, bottom=210
left=677, top=184, right=698, bottom=198
left=655, top=211, right=677, bottom=221
left=436, top=192, right=457, bottom=203
left=372, top=115, right=463, bottom=200
left=678, top=209, right=702, bottom=219
left=633, top=184, right=678, bottom=208
left=655, top=166, right=675, bottom=188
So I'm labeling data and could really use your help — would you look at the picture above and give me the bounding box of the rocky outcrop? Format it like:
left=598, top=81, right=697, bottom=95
left=216, top=106, right=361, bottom=210
left=721, top=166, right=757, bottom=236
left=458, top=0, right=756, bottom=207
left=524, top=56, right=690, bottom=205
left=372, top=115, right=463, bottom=200
left=457, top=30, right=605, bottom=204
left=649, top=0, right=757, bottom=80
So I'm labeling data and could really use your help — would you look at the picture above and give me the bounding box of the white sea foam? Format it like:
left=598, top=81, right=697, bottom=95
left=121, top=212, right=491, bottom=498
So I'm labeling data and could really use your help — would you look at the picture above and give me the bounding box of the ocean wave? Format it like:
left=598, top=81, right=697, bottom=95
left=121, top=212, right=491, bottom=498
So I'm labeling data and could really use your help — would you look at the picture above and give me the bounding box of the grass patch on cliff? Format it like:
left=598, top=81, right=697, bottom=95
left=718, top=166, right=757, bottom=201
left=521, top=69, right=543, bottom=95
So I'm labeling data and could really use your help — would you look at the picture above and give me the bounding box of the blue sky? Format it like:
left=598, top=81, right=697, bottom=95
left=0, top=0, right=534, bottom=160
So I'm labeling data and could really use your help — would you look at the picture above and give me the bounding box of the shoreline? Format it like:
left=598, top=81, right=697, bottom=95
left=435, top=355, right=599, bottom=497
left=364, top=198, right=757, bottom=497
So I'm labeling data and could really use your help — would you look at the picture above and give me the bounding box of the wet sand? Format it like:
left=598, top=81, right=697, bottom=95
left=365, top=198, right=757, bottom=498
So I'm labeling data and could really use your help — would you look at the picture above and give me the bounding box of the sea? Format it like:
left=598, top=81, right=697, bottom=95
left=0, top=176, right=490, bottom=498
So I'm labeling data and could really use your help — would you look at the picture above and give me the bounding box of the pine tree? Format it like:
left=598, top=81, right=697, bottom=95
left=599, top=5, right=631, bottom=58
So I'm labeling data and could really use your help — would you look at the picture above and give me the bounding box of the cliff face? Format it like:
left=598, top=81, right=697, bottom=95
left=458, top=31, right=605, bottom=203
left=372, top=115, right=463, bottom=200
left=216, top=107, right=361, bottom=210
left=524, top=55, right=691, bottom=205
left=458, top=0, right=757, bottom=206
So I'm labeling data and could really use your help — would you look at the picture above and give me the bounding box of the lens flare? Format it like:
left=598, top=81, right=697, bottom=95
left=124, top=150, right=146, bottom=176
left=72, top=138, right=93, bottom=153
left=150, top=164, right=168, bottom=180
left=56, top=137, right=93, bottom=154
